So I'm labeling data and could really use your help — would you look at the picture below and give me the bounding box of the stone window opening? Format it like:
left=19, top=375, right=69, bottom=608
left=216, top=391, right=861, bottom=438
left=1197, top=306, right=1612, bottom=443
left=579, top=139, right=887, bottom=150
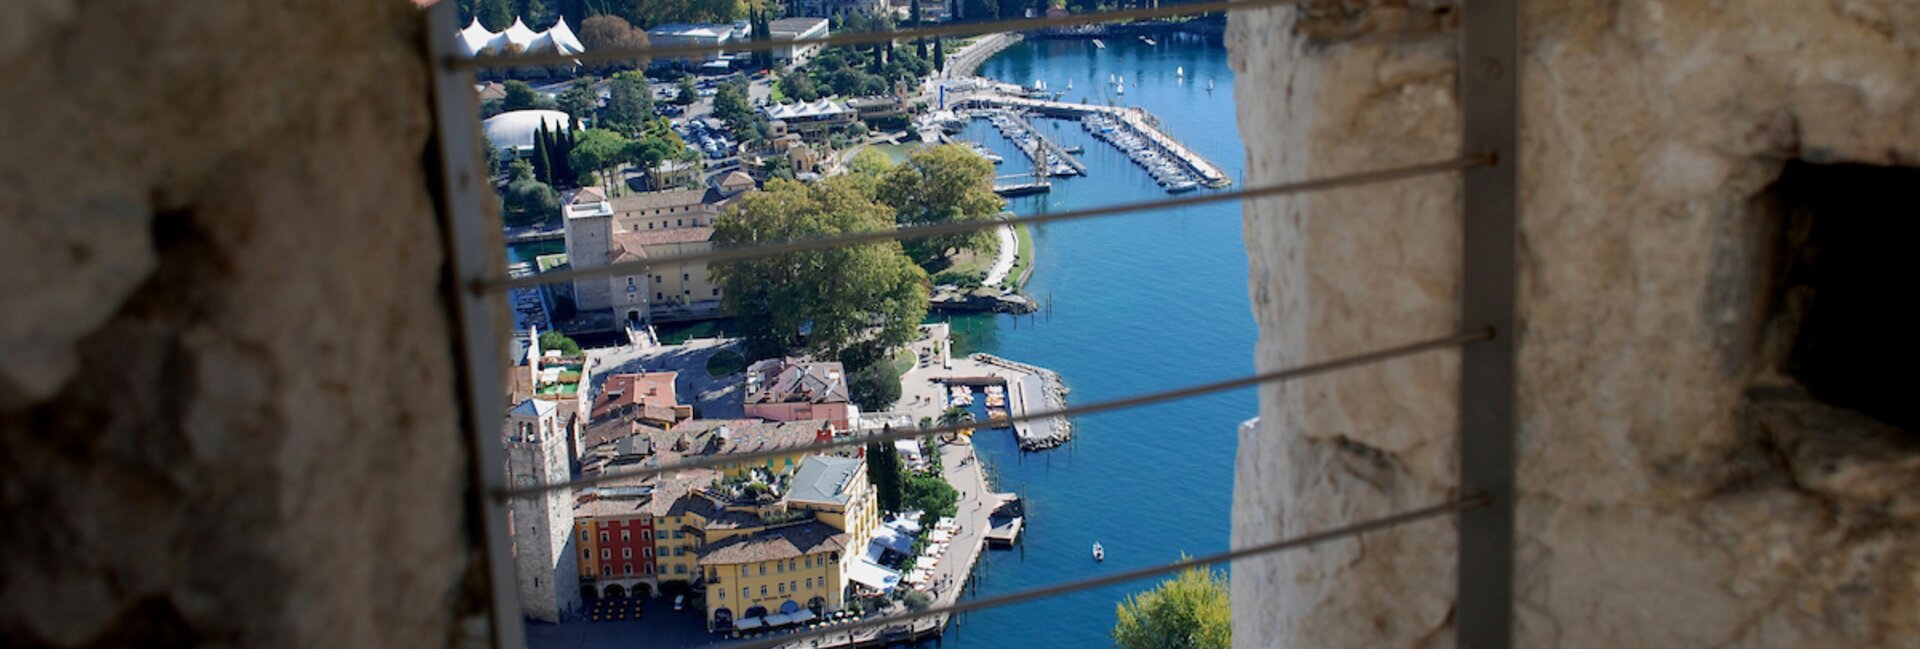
left=1740, top=160, right=1920, bottom=519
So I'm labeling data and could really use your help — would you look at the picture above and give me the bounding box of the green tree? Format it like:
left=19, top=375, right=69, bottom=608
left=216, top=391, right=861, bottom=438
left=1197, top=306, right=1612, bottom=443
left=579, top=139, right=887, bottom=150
left=475, top=0, right=514, bottom=29
left=502, top=175, right=560, bottom=227
left=1112, top=562, right=1231, bottom=649
left=865, top=438, right=904, bottom=513
left=910, top=0, right=926, bottom=58
left=778, top=72, right=820, bottom=102
left=901, top=471, right=957, bottom=520
left=602, top=71, right=656, bottom=135
left=502, top=80, right=551, bottom=111
left=674, top=76, right=700, bottom=106
left=711, top=177, right=929, bottom=361
left=934, top=37, right=946, bottom=72
left=848, top=361, right=901, bottom=410
left=904, top=590, right=932, bottom=612
left=877, top=144, right=1004, bottom=265
left=711, top=80, right=756, bottom=134
left=569, top=128, right=634, bottom=190
left=849, top=148, right=895, bottom=176
left=539, top=330, right=584, bottom=356
left=557, top=76, right=600, bottom=121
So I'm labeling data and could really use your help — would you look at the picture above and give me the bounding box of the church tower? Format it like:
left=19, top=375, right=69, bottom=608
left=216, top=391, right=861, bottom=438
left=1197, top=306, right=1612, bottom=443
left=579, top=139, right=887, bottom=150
left=504, top=396, right=582, bottom=623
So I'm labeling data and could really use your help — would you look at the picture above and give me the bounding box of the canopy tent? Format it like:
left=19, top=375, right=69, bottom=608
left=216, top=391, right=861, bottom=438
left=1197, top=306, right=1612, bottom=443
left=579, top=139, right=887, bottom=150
left=790, top=610, right=818, bottom=624
left=764, top=612, right=794, bottom=626
left=454, top=16, right=588, bottom=58
left=929, top=529, right=953, bottom=543
left=847, top=559, right=903, bottom=593
left=735, top=617, right=765, bottom=631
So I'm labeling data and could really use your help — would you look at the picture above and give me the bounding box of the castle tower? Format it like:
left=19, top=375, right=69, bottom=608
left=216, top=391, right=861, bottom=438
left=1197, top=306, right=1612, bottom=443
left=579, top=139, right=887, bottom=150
left=504, top=398, right=582, bottom=623
left=562, top=191, right=614, bottom=313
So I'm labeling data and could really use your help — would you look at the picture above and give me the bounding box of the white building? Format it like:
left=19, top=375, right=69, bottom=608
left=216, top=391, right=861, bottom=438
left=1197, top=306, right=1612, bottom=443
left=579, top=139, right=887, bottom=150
left=645, top=23, right=748, bottom=63
left=455, top=17, right=587, bottom=57
left=482, top=109, right=574, bottom=156
left=769, top=18, right=830, bottom=65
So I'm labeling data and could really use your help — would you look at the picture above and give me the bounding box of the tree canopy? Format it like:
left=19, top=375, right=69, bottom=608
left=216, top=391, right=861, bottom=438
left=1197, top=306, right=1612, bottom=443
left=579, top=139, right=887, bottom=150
left=502, top=80, right=554, bottom=112
left=501, top=164, right=561, bottom=227
left=877, top=144, right=1004, bottom=265
left=1112, top=562, right=1231, bottom=649
left=901, top=470, right=957, bottom=521
left=601, top=71, right=656, bottom=135
left=865, top=439, right=905, bottom=514
left=538, top=330, right=584, bottom=357
left=711, top=178, right=929, bottom=361
left=556, top=76, right=600, bottom=120
left=577, top=14, right=649, bottom=64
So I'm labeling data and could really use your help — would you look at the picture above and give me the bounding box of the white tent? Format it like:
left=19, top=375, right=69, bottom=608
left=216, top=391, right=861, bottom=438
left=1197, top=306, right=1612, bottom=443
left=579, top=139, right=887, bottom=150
left=453, top=17, right=589, bottom=58
left=847, top=559, right=902, bottom=593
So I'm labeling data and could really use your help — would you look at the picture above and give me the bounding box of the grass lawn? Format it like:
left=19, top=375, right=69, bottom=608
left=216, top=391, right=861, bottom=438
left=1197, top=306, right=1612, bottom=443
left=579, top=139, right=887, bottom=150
left=1005, top=221, right=1034, bottom=289
left=535, top=253, right=570, bottom=273
left=657, top=319, right=732, bottom=345
left=706, top=350, right=746, bottom=378
left=929, top=244, right=993, bottom=287
left=890, top=346, right=915, bottom=376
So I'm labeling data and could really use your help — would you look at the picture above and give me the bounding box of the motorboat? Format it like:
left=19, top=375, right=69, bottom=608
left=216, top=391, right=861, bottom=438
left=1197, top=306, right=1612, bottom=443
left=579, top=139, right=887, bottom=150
left=1177, top=66, right=1184, bottom=77
left=1139, top=36, right=1156, bottom=45
left=1093, top=39, right=1105, bottom=49
left=1093, top=542, right=1105, bottom=561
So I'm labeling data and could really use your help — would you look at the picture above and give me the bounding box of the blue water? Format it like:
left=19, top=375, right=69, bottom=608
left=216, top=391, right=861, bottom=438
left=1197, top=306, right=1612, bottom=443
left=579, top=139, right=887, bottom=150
left=935, top=35, right=1254, bottom=648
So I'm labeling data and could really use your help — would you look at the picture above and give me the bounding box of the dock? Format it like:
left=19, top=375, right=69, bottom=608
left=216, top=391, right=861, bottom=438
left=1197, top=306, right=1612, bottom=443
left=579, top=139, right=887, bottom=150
left=956, top=91, right=1232, bottom=188
left=985, top=516, right=1024, bottom=548
left=999, top=110, right=1088, bottom=177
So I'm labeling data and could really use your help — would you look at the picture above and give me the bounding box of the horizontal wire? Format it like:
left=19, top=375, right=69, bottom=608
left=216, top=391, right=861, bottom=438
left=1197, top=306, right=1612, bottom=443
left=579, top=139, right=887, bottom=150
left=454, top=0, right=1300, bottom=70
left=712, top=495, right=1487, bottom=649
left=499, top=328, right=1490, bottom=500
left=480, top=155, right=1490, bottom=294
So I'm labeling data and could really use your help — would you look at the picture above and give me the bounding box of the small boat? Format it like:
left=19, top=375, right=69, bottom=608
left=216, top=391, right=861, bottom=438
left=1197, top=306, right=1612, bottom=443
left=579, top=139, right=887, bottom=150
left=1092, top=39, right=1106, bottom=49
left=1207, top=79, right=1215, bottom=92
left=1116, top=80, right=1124, bottom=95
left=1177, top=66, right=1184, bottom=77
left=1092, top=542, right=1105, bottom=562
left=1139, top=36, right=1156, bottom=45
left=1065, top=79, right=1072, bottom=90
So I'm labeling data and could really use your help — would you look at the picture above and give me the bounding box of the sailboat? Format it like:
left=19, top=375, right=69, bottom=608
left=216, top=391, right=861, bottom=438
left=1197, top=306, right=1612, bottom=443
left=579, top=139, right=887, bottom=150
left=1116, top=79, right=1124, bottom=95
left=1093, top=542, right=1105, bottom=562
left=1065, top=79, right=1072, bottom=90
left=1207, top=79, right=1215, bottom=91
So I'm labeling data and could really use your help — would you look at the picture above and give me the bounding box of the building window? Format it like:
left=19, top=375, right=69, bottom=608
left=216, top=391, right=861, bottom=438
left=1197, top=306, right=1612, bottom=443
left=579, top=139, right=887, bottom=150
left=712, top=288, right=720, bottom=297
left=601, top=549, right=611, bottom=560
left=583, top=549, right=591, bottom=560
left=806, top=577, right=813, bottom=589
left=719, top=589, right=727, bottom=600
left=624, top=564, right=633, bottom=575
left=789, top=559, right=797, bottom=571
left=790, top=581, right=797, bottom=593
left=656, top=292, right=663, bottom=300
left=759, top=565, right=766, bottom=576
left=643, top=530, right=652, bottom=541
left=644, top=547, right=653, bottom=558
left=804, top=557, right=811, bottom=569
left=776, top=561, right=784, bottom=574
left=622, top=548, right=632, bottom=559
left=600, top=531, right=609, bottom=543
left=645, top=563, right=654, bottom=574
left=602, top=566, right=611, bottom=577
left=675, top=565, right=687, bottom=574
left=741, top=566, right=749, bottom=577
left=648, top=222, right=655, bottom=229
left=580, top=530, right=589, bottom=541
left=621, top=530, right=630, bottom=542
left=778, top=583, right=786, bottom=594
left=741, top=588, right=749, bottom=601
left=760, top=586, right=768, bottom=597
left=675, top=530, right=685, bottom=539
left=682, top=273, right=690, bottom=281
left=677, top=219, right=684, bottom=226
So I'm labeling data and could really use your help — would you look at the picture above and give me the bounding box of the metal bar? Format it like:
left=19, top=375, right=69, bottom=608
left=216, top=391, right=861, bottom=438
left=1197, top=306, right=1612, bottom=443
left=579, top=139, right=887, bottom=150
left=453, top=0, right=1292, bottom=70
left=1456, top=0, right=1519, bottom=644
left=502, top=329, right=1490, bottom=499
left=719, top=496, right=1487, bottom=649
left=479, top=156, right=1491, bottom=294
left=426, top=2, right=527, bottom=648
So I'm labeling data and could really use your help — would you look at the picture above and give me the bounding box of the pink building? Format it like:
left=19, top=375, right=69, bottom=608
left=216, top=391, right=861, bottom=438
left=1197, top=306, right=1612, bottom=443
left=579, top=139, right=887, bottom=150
left=742, top=358, right=852, bottom=431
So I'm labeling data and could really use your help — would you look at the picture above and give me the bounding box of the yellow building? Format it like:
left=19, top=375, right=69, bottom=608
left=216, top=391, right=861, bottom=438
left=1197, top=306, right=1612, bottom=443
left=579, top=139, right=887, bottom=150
left=782, top=455, right=881, bottom=553
left=699, top=522, right=850, bottom=631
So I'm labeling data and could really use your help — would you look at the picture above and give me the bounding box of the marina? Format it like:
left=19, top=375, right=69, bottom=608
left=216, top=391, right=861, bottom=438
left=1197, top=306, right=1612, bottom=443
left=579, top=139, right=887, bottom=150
left=948, top=90, right=1233, bottom=189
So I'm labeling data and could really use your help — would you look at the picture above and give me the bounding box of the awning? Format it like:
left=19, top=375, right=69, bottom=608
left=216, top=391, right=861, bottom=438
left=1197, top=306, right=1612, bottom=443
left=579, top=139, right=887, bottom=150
left=736, top=617, right=765, bottom=630
left=846, top=559, right=902, bottom=592
left=791, top=610, right=818, bottom=623
left=764, top=612, right=793, bottom=626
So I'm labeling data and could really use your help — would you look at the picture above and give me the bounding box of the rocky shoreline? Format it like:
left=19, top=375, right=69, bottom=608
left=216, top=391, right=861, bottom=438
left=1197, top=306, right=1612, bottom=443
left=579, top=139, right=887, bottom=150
left=969, top=352, right=1073, bottom=450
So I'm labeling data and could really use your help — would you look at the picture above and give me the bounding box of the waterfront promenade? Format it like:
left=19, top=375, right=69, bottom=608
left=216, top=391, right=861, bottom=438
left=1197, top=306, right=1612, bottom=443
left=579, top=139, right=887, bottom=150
left=896, top=324, right=1072, bottom=449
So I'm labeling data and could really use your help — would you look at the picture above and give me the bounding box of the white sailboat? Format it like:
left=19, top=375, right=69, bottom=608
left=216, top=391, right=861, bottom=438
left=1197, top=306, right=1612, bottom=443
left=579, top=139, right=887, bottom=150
left=1116, top=80, right=1124, bottom=95
left=1177, top=66, right=1184, bottom=77
left=1065, top=79, right=1072, bottom=90
left=1092, top=542, right=1105, bottom=562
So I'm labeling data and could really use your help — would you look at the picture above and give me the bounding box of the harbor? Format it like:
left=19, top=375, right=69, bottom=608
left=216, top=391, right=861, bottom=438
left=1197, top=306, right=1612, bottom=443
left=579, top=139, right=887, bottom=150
left=932, top=82, right=1233, bottom=192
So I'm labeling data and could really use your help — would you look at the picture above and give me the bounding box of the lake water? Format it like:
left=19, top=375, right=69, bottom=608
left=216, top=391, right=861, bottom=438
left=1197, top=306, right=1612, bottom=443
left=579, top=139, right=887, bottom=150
left=935, top=34, right=1255, bottom=648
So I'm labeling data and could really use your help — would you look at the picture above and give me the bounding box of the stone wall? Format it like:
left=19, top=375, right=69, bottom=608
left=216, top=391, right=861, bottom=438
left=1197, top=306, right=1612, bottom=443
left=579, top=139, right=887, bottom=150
left=0, top=1, right=484, bottom=647
left=1228, top=1, right=1919, bottom=647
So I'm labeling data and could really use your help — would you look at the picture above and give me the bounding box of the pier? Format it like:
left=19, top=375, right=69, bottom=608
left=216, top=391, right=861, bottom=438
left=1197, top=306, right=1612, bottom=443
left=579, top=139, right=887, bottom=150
left=955, top=90, right=1231, bottom=188
left=998, top=110, right=1088, bottom=176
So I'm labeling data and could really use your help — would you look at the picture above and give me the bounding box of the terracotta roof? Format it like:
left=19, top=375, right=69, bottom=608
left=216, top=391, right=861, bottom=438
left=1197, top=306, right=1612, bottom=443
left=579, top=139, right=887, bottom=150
left=593, top=372, right=682, bottom=420
left=697, top=521, right=849, bottom=565
left=608, top=232, right=651, bottom=263
left=608, top=188, right=710, bottom=212
left=638, top=469, right=723, bottom=518
left=615, top=227, right=716, bottom=246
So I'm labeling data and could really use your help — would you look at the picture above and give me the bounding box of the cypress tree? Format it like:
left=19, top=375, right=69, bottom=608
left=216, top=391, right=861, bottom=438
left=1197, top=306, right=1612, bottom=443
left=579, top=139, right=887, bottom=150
left=531, top=120, right=552, bottom=184
left=933, top=37, right=945, bottom=72
left=911, top=0, right=925, bottom=58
